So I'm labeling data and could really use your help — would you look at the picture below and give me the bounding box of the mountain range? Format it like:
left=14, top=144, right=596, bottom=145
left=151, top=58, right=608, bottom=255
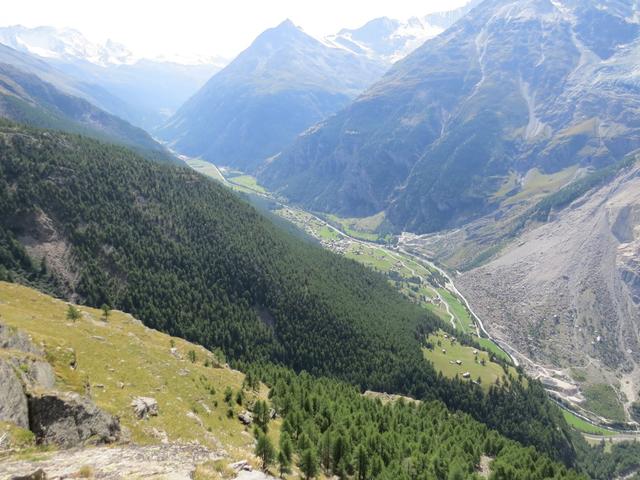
left=0, top=25, right=223, bottom=129
left=324, top=0, right=483, bottom=63
left=252, top=0, right=640, bottom=414
left=1, top=2, right=640, bottom=476
left=259, top=0, right=640, bottom=232
left=0, top=43, right=175, bottom=162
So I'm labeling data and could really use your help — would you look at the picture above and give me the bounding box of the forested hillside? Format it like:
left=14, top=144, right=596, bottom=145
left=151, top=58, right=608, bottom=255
left=0, top=121, right=575, bottom=464
left=252, top=366, right=588, bottom=480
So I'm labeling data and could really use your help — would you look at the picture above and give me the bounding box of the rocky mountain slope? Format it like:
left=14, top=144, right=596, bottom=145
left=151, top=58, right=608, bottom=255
left=159, top=20, right=386, bottom=171
left=455, top=159, right=640, bottom=422
left=0, top=25, right=223, bottom=129
left=400, top=155, right=640, bottom=424
left=259, top=0, right=640, bottom=233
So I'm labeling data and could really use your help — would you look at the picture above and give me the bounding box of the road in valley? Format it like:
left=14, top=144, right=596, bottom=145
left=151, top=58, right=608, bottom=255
left=185, top=158, right=638, bottom=438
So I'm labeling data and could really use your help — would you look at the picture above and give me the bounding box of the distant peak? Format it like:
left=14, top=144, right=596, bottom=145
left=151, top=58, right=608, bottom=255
left=278, top=18, right=297, bottom=29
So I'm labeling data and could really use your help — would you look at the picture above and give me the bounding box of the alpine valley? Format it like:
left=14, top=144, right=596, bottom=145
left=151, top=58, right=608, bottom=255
left=1, top=1, right=640, bottom=479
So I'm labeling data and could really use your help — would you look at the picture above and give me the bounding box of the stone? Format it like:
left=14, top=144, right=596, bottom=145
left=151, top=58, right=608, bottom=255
left=11, top=359, right=56, bottom=391
left=10, top=468, right=48, bottom=480
left=131, top=396, right=159, bottom=419
left=0, top=359, right=29, bottom=428
left=28, top=361, right=56, bottom=390
left=0, top=323, right=42, bottom=355
left=238, top=411, right=253, bottom=425
left=230, top=460, right=250, bottom=471
left=28, top=392, right=121, bottom=448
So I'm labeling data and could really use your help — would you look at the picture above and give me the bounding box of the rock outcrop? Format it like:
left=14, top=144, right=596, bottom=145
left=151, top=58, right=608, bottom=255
left=28, top=392, right=121, bottom=448
left=0, top=358, right=29, bottom=428
left=238, top=411, right=253, bottom=426
left=0, top=323, right=43, bottom=355
left=10, top=468, right=47, bottom=480
left=131, top=396, right=159, bottom=419
left=1, top=322, right=121, bottom=448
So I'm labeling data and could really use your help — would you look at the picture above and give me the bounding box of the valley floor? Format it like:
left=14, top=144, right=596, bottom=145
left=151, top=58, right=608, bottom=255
left=186, top=159, right=640, bottom=443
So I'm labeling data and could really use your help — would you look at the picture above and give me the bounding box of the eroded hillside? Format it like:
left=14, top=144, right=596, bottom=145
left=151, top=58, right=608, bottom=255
left=404, top=159, right=640, bottom=425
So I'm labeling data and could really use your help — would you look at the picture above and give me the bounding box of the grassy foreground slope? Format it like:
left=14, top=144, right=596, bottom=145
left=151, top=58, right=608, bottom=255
left=0, top=281, right=590, bottom=479
left=0, top=281, right=268, bottom=464
left=0, top=121, right=574, bottom=463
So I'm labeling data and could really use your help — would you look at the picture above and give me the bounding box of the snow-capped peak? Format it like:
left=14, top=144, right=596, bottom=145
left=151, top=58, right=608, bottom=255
left=0, top=25, right=136, bottom=66
left=324, top=0, right=482, bottom=64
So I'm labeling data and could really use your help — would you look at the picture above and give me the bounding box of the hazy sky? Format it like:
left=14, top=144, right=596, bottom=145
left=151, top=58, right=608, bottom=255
left=2, top=0, right=470, bottom=60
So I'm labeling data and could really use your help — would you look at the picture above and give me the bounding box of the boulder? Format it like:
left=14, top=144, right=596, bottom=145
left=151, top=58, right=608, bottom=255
left=11, top=468, right=47, bottom=480
left=238, top=411, right=253, bottom=425
left=0, top=359, right=29, bottom=428
left=230, top=459, right=251, bottom=471
left=131, top=396, right=159, bottom=419
left=28, top=392, right=121, bottom=448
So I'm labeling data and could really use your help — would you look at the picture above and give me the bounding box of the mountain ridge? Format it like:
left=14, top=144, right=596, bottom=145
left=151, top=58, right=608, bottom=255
left=0, top=25, right=224, bottom=129
left=259, top=0, right=640, bottom=233
left=159, top=19, right=386, bottom=171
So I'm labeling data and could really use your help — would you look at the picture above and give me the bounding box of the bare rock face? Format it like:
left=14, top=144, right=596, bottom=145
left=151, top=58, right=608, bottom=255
left=131, top=396, right=158, bottom=419
left=454, top=162, right=640, bottom=411
left=0, top=323, right=43, bottom=355
left=26, top=361, right=56, bottom=390
left=28, top=392, right=121, bottom=448
left=0, top=358, right=29, bottom=428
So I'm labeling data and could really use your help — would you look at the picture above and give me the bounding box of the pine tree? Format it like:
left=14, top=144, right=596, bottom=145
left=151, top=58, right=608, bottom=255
left=100, top=304, right=111, bottom=322
left=280, top=432, right=293, bottom=464
left=277, top=450, right=291, bottom=478
left=254, top=399, right=270, bottom=432
left=356, top=444, right=369, bottom=480
left=320, top=429, right=332, bottom=471
left=299, top=448, right=318, bottom=480
left=255, top=433, right=275, bottom=471
left=66, top=305, right=81, bottom=322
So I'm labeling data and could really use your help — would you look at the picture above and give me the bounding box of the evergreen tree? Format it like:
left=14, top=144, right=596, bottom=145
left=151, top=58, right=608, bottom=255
left=356, top=444, right=369, bottom=480
left=255, top=433, right=275, bottom=471
left=66, top=305, right=81, bottom=322
left=277, top=450, right=291, bottom=478
left=299, top=448, right=318, bottom=480
left=253, top=399, right=270, bottom=432
left=320, top=429, right=332, bottom=471
left=279, top=432, right=293, bottom=464
left=100, top=303, right=111, bottom=322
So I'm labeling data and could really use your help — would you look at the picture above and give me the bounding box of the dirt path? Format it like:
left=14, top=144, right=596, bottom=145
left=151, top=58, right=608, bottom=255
left=0, top=443, right=221, bottom=479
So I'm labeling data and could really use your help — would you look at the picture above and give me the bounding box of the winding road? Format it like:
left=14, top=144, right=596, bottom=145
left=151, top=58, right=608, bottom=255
left=185, top=159, right=638, bottom=439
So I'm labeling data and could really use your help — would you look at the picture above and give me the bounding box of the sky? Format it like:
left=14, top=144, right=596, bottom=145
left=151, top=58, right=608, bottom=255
left=1, top=0, right=471, bottom=60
